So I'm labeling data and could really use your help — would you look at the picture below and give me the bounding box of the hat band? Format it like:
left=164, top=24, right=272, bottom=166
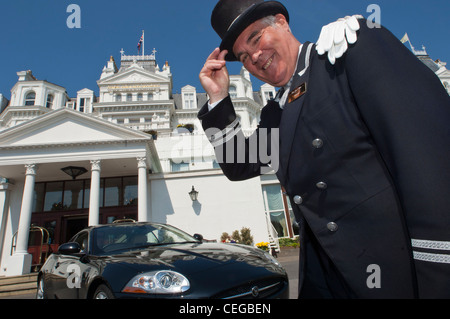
left=226, top=3, right=257, bottom=31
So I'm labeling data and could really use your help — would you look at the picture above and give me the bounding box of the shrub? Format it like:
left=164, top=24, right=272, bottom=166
left=278, top=237, right=300, bottom=248
left=231, top=230, right=241, bottom=243
left=239, top=227, right=254, bottom=246
left=220, top=227, right=254, bottom=245
left=220, top=232, right=229, bottom=243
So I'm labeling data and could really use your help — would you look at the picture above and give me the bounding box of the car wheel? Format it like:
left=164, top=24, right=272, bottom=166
left=36, top=277, right=46, bottom=299
left=93, top=284, right=115, bottom=299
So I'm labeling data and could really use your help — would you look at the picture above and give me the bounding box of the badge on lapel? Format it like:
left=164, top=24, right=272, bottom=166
left=288, top=82, right=307, bottom=104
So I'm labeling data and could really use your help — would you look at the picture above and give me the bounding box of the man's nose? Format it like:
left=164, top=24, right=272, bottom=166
left=251, top=49, right=262, bottom=64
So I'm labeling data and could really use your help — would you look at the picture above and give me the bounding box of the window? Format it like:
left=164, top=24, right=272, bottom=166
left=44, top=182, right=64, bottom=211
left=104, top=178, right=121, bottom=207
left=148, top=93, right=154, bottom=100
left=171, top=161, right=189, bottom=172
left=123, top=176, right=138, bottom=206
left=137, top=93, right=143, bottom=101
left=46, top=94, right=54, bottom=108
left=184, top=93, right=195, bottom=109
left=25, top=91, right=36, bottom=106
left=79, top=98, right=85, bottom=112
left=264, top=91, right=274, bottom=101
left=115, top=94, right=122, bottom=102
left=63, top=180, right=84, bottom=210
left=72, top=231, right=89, bottom=252
left=262, top=184, right=298, bottom=238
left=229, top=86, right=237, bottom=99
left=129, top=118, right=140, bottom=123
left=127, top=94, right=132, bottom=102
left=33, top=176, right=138, bottom=212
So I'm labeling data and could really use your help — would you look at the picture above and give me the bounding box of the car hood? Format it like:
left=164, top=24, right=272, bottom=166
left=101, top=242, right=283, bottom=276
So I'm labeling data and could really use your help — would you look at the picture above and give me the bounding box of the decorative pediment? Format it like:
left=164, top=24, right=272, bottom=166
left=98, top=65, right=169, bottom=87
left=0, top=108, right=151, bottom=147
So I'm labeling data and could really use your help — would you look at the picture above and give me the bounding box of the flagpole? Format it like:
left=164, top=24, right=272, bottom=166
left=142, top=30, right=145, bottom=57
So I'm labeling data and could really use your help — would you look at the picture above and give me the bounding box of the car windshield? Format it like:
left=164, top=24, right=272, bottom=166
left=91, top=223, right=199, bottom=255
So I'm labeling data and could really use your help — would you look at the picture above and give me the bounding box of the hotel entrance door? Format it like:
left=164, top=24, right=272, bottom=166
left=62, top=215, right=89, bottom=243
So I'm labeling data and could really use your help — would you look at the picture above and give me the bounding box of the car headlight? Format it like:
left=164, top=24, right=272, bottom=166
left=122, top=270, right=190, bottom=294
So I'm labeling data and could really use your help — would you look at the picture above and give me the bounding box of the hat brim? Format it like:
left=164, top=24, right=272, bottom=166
left=219, top=1, right=289, bottom=61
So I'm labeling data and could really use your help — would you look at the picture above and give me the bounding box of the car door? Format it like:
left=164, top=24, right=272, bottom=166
left=51, top=231, right=89, bottom=299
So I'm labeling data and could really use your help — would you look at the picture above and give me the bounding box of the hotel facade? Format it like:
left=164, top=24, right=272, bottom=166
left=0, top=42, right=448, bottom=277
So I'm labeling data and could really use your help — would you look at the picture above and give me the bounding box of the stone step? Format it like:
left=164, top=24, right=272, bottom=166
left=0, top=273, right=38, bottom=297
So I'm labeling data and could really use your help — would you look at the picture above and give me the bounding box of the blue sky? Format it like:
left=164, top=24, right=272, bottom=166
left=0, top=0, right=448, bottom=98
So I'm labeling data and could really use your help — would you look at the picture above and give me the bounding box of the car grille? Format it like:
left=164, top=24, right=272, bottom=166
left=213, top=278, right=287, bottom=299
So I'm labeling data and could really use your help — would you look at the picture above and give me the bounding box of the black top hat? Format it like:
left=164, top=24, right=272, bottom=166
left=211, top=0, right=289, bottom=61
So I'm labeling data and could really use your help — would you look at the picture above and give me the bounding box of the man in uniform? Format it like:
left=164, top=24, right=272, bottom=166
left=198, top=0, right=450, bottom=298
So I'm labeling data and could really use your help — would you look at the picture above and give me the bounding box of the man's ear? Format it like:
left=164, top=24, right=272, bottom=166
left=275, top=13, right=289, bottom=30
left=275, top=13, right=289, bottom=25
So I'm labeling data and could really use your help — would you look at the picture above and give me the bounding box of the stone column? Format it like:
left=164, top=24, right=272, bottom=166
left=137, top=157, right=148, bottom=222
left=8, top=164, right=36, bottom=276
left=0, top=179, right=13, bottom=267
left=88, top=160, right=101, bottom=226
left=15, top=164, right=37, bottom=255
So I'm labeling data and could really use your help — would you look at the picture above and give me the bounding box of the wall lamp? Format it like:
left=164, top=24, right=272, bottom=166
left=189, top=186, right=199, bottom=202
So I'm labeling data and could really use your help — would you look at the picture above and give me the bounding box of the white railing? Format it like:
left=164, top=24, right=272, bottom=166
left=121, top=54, right=155, bottom=61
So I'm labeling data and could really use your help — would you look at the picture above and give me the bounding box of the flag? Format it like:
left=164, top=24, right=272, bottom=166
left=137, top=33, right=143, bottom=51
left=400, top=33, right=410, bottom=44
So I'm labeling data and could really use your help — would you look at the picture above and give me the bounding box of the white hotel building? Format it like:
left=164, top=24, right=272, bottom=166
left=0, top=43, right=448, bottom=277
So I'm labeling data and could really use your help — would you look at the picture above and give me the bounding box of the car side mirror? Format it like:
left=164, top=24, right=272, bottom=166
left=58, top=242, right=81, bottom=255
left=193, top=234, right=203, bottom=242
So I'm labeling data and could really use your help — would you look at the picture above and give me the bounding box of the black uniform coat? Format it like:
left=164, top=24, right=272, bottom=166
left=198, top=19, right=450, bottom=298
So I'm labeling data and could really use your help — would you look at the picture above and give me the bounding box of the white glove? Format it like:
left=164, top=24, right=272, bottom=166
left=316, top=15, right=363, bottom=64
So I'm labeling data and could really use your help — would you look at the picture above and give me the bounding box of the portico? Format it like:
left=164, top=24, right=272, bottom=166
left=0, top=108, right=161, bottom=276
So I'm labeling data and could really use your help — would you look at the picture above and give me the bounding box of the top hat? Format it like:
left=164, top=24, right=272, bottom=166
left=211, top=0, right=289, bottom=61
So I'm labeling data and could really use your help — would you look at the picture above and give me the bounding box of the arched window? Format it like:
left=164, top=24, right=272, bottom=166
left=137, top=93, right=143, bottom=101
left=46, top=94, right=54, bottom=108
left=127, top=94, right=132, bottom=102
left=25, top=91, right=36, bottom=106
left=115, top=94, right=122, bottom=102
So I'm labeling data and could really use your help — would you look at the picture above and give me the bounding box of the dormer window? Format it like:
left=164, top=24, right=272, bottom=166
left=181, top=85, right=197, bottom=109
left=46, top=94, right=54, bottom=108
left=264, top=91, right=274, bottom=101
left=184, top=93, right=195, bottom=109
left=25, top=91, right=36, bottom=106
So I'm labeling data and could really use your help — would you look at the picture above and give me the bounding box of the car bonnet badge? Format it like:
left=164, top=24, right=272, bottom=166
left=251, top=286, right=259, bottom=298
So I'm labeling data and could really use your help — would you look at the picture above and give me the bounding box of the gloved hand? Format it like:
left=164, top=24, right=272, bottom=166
left=316, top=15, right=363, bottom=64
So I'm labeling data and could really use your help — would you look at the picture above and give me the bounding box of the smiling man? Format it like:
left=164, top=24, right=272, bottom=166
left=198, top=0, right=450, bottom=299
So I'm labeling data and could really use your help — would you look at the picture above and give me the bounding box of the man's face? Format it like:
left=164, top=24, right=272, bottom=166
left=232, top=14, right=299, bottom=87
